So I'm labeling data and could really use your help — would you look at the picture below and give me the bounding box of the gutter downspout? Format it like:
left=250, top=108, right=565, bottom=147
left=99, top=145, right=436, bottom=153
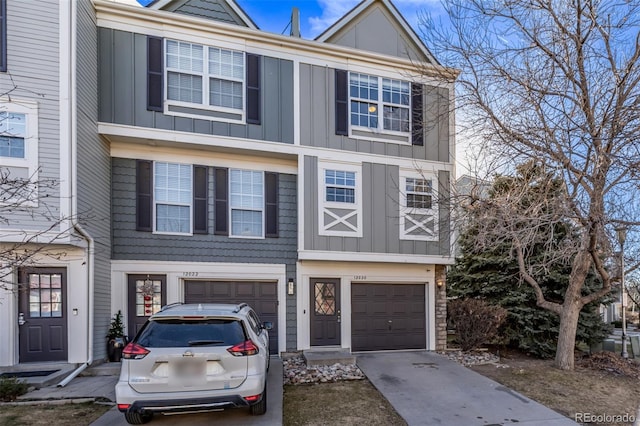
left=58, top=0, right=94, bottom=387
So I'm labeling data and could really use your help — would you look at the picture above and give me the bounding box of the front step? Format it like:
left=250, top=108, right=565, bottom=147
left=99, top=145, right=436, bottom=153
left=0, top=363, right=77, bottom=388
left=81, top=362, right=121, bottom=377
left=303, top=350, right=356, bottom=366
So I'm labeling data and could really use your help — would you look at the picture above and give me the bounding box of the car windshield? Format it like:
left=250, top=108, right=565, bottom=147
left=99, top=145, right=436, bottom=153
left=136, top=318, right=247, bottom=348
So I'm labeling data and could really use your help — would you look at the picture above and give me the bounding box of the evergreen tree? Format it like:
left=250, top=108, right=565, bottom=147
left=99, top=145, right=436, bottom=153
left=450, top=164, right=612, bottom=358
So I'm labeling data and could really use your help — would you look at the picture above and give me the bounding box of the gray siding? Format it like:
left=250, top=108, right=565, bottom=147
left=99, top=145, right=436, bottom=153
left=0, top=0, right=60, bottom=231
left=300, top=64, right=450, bottom=162
left=111, top=158, right=297, bottom=349
left=325, top=4, right=424, bottom=62
left=77, top=0, right=111, bottom=361
left=98, top=29, right=294, bottom=144
left=168, top=0, right=251, bottom=27
left=304, top=156, right=450, bottom=256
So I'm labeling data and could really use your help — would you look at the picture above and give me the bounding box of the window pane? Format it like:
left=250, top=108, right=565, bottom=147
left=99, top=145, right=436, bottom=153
left=0, top=137, right=25, bottom=158
left=156, top=204, right=190, bottom=233
left=209, top=48, right=244, bottom=80
left=155, top=162, right=191, bottom=204
left=0, top=112, right=26, bottom=136
left=166, top=40, right=203, bottom=73
left=230, top=170, right=263, bottom=210
left=231, top=209, right=262, bottom=237
left=167, top=72, right=203, bottom=103
left=383, top=105, right=409, bottom=132
left=326, top=187, right=355, bottom=203
left=349, top=73, right=377, bottom=101
left=210, top=78, right=243, bottom=109
left=407, top=194, right=432, bottom=209
left=350, top=101, right=378, bottom=128
left=382, top=78, right=410, bottom=106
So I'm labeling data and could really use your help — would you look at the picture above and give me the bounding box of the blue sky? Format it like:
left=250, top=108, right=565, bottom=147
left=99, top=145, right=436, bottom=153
left=236, top=0, right=443, bottom=38
left=136, top=0, right=445, bottom=39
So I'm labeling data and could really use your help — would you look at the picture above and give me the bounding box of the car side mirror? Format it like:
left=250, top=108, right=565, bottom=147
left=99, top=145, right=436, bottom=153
left=262, top=321, right=273, bottom=330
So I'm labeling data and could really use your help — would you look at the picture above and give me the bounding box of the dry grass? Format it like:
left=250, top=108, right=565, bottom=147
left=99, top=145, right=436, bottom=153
left=283, top=380, right=406, bottom=426
left=0, top=402, right=111, bottom=426
left=471, top=352, right=640, bottom=426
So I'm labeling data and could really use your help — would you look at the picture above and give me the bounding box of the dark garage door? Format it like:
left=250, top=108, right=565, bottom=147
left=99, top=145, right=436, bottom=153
left=184, top=281, right=278, bottom=354
left=351, top=283, right=426, bottom=351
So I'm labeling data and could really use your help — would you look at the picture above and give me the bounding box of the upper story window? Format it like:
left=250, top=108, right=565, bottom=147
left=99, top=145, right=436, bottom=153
left=0, top=101, right=39, bottom=204
left=0, top=112, right=26, bottom=159
left=318, top=161, right=362, bottom=237
left=325, top=170, right=355, bottom=203
left=350, top=73, right=410, bottom=134
left=165, top=39, right=245, bottom=113
left=400, top=171, right=438, bottom=241
left=154, top=162, right=192, bottom=234
left=229, top=169, right=263, bottom=238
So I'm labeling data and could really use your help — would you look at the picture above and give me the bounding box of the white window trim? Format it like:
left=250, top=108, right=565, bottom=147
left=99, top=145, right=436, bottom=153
left=163, top=39, right=246, bottom=124
left=318, top=160, right=362, bottom=238
left=399, top=169, right=438, bottom=242
left=348, top=73, right=411, bottom=143
left=152, top=161, right=193, bottom=236
left=0, top=100, right=39, bottom=207
left=228, top=168, right=265, bottom=240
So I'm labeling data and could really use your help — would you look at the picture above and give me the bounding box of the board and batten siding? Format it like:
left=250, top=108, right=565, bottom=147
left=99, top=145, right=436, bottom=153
left=0, top=0, right=60, bottom=231
left=111, top=158, right=298, bottom=349
left=304, top=156, right=450, bottom=256
left=76, top=0, right=111, bottom=361
left=98, top=28, right=294, bottom=144
left=299, top=64, right=449, bottom=162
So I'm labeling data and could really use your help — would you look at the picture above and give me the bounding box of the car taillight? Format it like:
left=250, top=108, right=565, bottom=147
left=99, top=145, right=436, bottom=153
left=117, top=404, right=131, bottom=412
left=122, top=342, right=150, bottom=359
left=227, top=340, right=259, bottom=356
left=244, top=394, right=261, bottom=402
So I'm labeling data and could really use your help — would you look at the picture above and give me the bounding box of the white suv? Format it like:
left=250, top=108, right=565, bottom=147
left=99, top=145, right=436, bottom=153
left=115, top=303, right=272, bottom=424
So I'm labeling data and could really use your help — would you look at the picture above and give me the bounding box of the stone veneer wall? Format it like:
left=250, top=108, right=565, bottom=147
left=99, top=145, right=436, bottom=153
left=435, top=264, right=447, bottom=351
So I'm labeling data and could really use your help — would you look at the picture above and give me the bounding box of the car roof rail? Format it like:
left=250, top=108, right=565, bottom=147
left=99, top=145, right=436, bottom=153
left=160, top=302, right=184, bottom=312
left=233, top=303, right=248, bottom=313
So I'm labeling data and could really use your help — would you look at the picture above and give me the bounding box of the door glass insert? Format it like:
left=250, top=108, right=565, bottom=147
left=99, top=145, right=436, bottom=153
left=136, top=279, right=163, bottom=317
left=28, top=273, right=63, bottom=318
left=314, top=282, right=336, bottom=315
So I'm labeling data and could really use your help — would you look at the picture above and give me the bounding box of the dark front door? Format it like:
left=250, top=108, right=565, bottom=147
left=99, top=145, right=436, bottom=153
left=310, top=278, right=341, bottom=346
left=127, top=275, right=166, bottom=339
left=184, top=280, right=279, bottom=354
left=18, top=268, right=68, bottom=362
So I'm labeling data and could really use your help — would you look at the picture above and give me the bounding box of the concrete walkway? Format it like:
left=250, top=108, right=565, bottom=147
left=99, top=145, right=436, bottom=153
left=357, top=351, right=578, bottom=426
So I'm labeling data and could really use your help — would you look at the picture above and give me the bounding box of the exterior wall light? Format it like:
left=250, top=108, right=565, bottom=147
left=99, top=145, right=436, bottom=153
left=288, top=278, right=295, bottom=295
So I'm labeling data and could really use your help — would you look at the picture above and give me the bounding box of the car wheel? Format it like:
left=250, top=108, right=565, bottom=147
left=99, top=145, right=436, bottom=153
left=124, top=411, right=153, bottom=424
left=249, top=382, right=267, bottom=415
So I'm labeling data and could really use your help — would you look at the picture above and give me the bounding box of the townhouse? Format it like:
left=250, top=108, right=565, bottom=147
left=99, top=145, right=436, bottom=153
left=0, top=0, right=456, bottom=367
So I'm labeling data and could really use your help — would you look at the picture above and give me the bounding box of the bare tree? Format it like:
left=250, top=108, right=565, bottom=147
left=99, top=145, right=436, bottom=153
left=0, top=167, right=74, bottom=292
left=419, top=0, right=640, bottom=369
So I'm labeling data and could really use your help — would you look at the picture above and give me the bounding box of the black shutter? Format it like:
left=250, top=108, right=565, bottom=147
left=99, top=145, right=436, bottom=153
left=265, top=172, right=278, bottom=238
left=246, top=53, right=261, bottom=125
left=214, top=168, right=228, bottom=235
left=193, top=166, right=208, bottom=234
left=0, top=0, right=6, bottom=72
left=335, top=69, right=348, bottom=135
left=411, top=83, right=424, bottom=146
left=136, top=160, right=153, bottom=232
left=147, top=36, right=163, bottom=112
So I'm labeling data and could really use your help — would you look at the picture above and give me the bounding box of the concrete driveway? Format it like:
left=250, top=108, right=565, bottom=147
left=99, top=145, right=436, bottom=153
left=357, top=351, right=578, bottom=426
left=91, top=359, right=282, bottom=426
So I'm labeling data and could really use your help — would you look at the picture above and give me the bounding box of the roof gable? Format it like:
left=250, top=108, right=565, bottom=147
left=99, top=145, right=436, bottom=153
left=315, top=0, right=437, bottom=64
left=146, top=0, right=258, bottom=29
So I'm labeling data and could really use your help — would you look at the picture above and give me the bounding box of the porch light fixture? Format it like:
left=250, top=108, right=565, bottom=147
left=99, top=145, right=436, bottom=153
left=288, top=279, right=295, bottom=295
left=436, top=279, right=445, bottom=288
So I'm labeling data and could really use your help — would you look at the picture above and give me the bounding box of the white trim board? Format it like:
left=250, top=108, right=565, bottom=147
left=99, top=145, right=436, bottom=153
left=298, top=250, right=454, bottom=265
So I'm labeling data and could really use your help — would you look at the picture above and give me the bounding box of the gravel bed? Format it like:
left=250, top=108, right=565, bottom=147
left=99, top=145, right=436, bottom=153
left=441, top=350, right=506, bottom=367
left=283, top=356, right=366, bottom=385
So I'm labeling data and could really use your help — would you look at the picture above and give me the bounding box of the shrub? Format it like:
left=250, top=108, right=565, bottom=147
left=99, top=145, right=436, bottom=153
left=0, top=376, right=29, bottom=401
left=448, top=298, right=508, bottom=351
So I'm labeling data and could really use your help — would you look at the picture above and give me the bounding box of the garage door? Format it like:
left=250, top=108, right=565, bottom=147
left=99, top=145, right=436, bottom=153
left=184, top=281, right=278, bottom=354
left=351, top=283, right=426, bottom=351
